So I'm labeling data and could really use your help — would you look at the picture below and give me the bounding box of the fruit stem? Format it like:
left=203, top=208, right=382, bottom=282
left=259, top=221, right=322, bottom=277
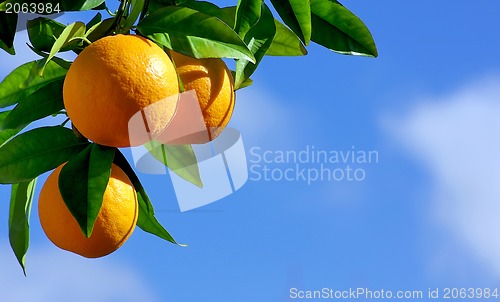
left=103, top=0, right=128, bottom=36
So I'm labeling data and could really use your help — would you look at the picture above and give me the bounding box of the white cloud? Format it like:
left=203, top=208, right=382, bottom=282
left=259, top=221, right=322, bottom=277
left=0, top=244, right=159, bottom=302
left=386, top=76, right=500, bottom=276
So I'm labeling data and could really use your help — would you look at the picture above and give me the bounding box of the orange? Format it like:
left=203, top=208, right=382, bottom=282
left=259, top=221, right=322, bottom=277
left=170, top=52, right=235, bottom=141
left=63, top=34, right=179, bottom=147
left=38, top=163, right=138, bottom=258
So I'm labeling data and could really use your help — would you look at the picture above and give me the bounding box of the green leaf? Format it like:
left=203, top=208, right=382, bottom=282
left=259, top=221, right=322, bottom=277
left=0, top=111, right=24, bottom=148
left=310, top=0, right=377, bottom=57
left=27, top=17, right=65, bottom=53
left=148, top=0, right=176, bottom=12
left=181, top=1, right=234, bottom=26
left=114, top=150, right=185, bottom=246
left=59, top=144, right=115, bottom=237
left=234, top=0, right=261, bottom=38
left=123, top=0, right=145, bottom=30
left=270, top=0, right=311, bottom=45
left=0, top=126, right=89, bottom=184
left=137, top=6, right=255, bottom=62
left=41, top=21, right=86, bottom=73
left=0, top=80, right=64, bottom=130
left=26, top=44, right=72, bottom=70
left=234, top=4, right=275, bottom=89
left=0, top=60, right=67, bottom=108
left=145, top=140, right=202, bottom=188
left=266, top=19, right=307, bottom=56
left=86, top=12, right=102, bottom=29
left=9, top=178, right=36, bottom=276
left=0, top=0, right=105, bottom=12
left=85, top=17, right=114, bottom=42
left=230, top=71, right=253, bottom=89
left=0, top=12, right=17, bottom=55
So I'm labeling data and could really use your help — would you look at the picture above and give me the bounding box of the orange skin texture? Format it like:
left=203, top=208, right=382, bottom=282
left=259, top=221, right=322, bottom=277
left=170, top=52, right=235, bottom=140
left=63, top=34, right=179, bottom=147
left=38, top=163, right=138, bottom=258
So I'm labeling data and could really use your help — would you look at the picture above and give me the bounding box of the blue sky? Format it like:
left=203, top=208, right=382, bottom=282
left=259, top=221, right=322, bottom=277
left=2, top=1, right=500, bottom=301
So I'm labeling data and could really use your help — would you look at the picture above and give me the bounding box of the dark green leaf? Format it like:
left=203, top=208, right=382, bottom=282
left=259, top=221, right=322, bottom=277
left=0, top=111, right=24, bottom=148
left=0, top=12, right=17, bottom=55
left=9, top=178, right=36, bottom=276
left=145, top=140, right=202, bottom=188
left=114, top=150, right=185, bottom=246
left=230, top=71, right=253, bottom=89
left=234, top=0, right=261, bottom=38
left=85, top=17, right=114, bottom=42
left=0, top=126, right=89, bottom=184
left=0, top=38, right=15, bottom=54
left=266, top=19, right=307, bottom=56
left=123, top=0, right=145, bottom=30
left=221, top=6, right=236, bottom=27
left=41, top=21, right=86, bottom=72
left=0, top=0, right=105, bottom=12
left=27, top=17, right=65, bottom=52
left=148, top=0, right=176, bottom=12
left=86, top=12, right=102, bottom=29
left=270, top=0, right=311, bottom=45
left=181, top=1, right=233, bottom=26
left=26, top=44, right=72, bottom=70
left=137, top=6, right=255, bottom=62
left=59, top=144, right=115, bottom=237
left=0, top=80, right=64, bottom=130
left=310, top=0, right=377, bottom=57
left=234, top=4, right=275, bottom=89
left=0, top=60, right=67, bottom=108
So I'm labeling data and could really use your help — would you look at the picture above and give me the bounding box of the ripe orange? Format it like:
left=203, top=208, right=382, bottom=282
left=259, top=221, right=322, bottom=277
left=38, top=163, right=138, bottom=258
left=169, top=51, right=235, bottom=141
left=63, top=34, right=179, bottom=147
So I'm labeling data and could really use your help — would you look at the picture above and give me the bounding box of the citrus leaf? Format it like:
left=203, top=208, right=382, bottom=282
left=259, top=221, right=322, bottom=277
left=0, top=60, right=67, bottom=108
left=0, top=11, right=17, bottom=55
left=137, top=6, right=255, bottom=62
left=234, top=3, right=275, bottom=89
left=26, top=44, right=72, bottom=70
left=234, top=0, right=261, bottom=38
left=86, top=12, right=102, bottom=29
left=0, top=39, right=15, bottom=55
left=266, top=19, right=307, bottom=56
left=123, top=0, right=145, bottom=30
left=230, top=71, right=252, bottom=90
left=0, top=80, right=64, bottom=130
left=270, top=0, right=311, bottom=45
left=59, top=144, right=115, bottom=237
left=85, top=17, right=114, bottom=42
left=27, top=17, right=65, bottom=52
left=180, top=1, right=234, bottom=26
left=310, top=0, right=377, bottom=57
left=114, top=150, right=185, bottom=246
left=9, top=178, right=36, bottom=276
left=41, top=21, right=86, bottom=73
left=0, top=0, right=105, bottom=12
left=0, top=111, right=24, bottom=148
left=0, top=126, right=89, bottom=184
left=145, top=140, right=202, bottom=188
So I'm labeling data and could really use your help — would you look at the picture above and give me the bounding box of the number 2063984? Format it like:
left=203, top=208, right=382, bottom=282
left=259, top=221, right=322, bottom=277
left=5, top=2, right=61, bottom=14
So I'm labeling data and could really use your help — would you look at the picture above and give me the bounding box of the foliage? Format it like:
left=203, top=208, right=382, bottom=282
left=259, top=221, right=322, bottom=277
left=0, top=0, right=377, bottom=273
